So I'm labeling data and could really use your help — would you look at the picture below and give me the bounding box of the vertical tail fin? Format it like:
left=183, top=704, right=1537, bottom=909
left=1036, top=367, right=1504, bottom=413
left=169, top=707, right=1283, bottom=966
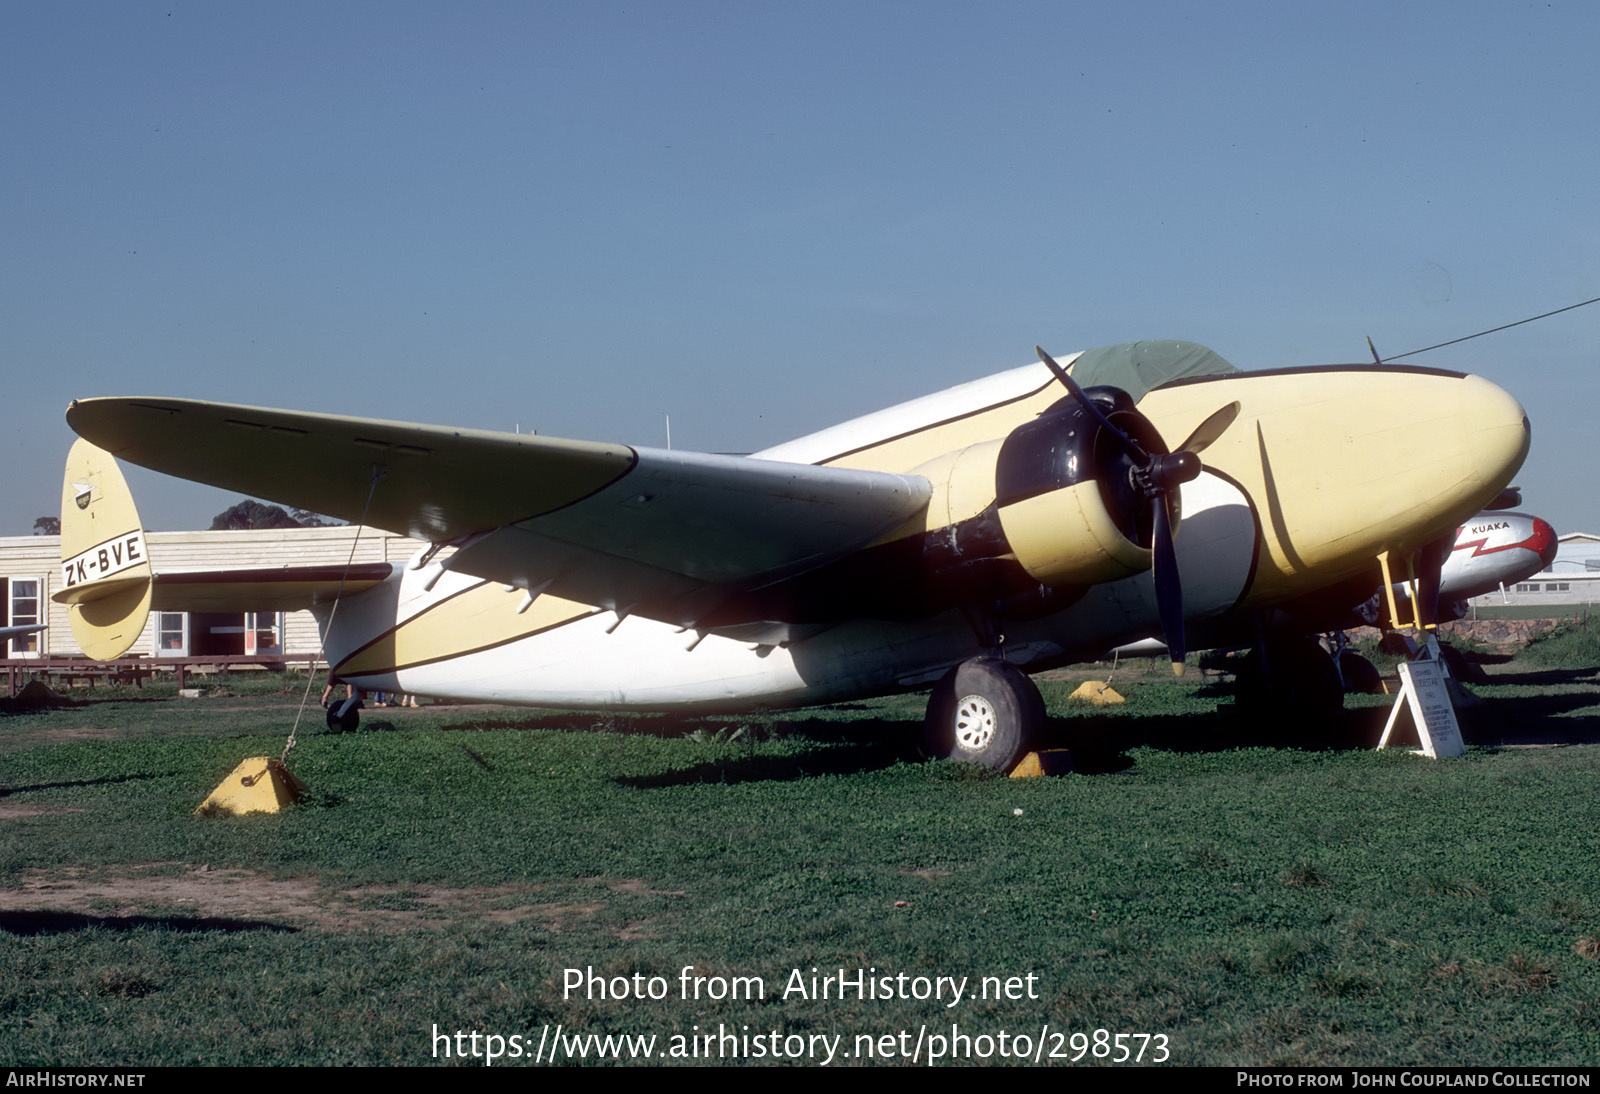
left=55, top=439, right=153, bottom=660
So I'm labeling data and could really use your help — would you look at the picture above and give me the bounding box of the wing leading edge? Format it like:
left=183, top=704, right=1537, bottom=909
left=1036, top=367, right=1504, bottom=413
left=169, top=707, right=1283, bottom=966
left=65, top=398, right=932, bottom=626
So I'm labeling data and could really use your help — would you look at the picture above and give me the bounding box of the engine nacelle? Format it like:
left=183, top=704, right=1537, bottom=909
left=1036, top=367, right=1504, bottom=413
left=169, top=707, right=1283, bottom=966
left=996, top=482, right=1150, bottom=586
left=712, top=385, right=1180, bottom=626
left=915, top=386, right=1166, bottom=589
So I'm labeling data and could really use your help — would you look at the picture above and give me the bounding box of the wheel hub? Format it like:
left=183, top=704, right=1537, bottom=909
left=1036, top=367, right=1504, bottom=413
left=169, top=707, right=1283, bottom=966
left=953, top=694, right=997, bottom=752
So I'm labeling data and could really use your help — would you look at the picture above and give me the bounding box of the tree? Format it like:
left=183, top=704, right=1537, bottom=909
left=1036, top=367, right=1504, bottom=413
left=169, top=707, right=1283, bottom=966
left=33, top=516, right=60, bottom=536
left=210, top=500, right=319, bottom=531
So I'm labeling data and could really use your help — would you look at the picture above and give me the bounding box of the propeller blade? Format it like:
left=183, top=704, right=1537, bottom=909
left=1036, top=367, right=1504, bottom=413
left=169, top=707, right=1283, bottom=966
left=1175, top=401, right=1241, bottom=455
left=1151, top=494, right=1185, bottom=675
left=1034, top=344, right=1083, bottom=396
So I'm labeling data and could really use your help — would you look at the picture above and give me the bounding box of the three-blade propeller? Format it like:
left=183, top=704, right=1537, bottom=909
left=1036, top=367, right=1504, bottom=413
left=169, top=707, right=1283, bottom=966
left=1035, top=347, right=1239, bottom=674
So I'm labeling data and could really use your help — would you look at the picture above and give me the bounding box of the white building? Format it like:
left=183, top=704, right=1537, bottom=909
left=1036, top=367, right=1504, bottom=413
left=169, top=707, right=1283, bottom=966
left=1469, top=531, right=1600, bottom=611
left=0, top=526, right=422, bottom=660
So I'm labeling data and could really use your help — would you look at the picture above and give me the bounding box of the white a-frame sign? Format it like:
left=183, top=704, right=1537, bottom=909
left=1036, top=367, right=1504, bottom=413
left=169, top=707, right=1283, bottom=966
left=1377, top=637, right=1465, bottom=758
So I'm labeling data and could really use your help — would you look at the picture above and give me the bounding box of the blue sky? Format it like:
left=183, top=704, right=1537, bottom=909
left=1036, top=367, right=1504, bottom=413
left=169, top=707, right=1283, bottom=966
left=4, top=1, right=1597, bottom=539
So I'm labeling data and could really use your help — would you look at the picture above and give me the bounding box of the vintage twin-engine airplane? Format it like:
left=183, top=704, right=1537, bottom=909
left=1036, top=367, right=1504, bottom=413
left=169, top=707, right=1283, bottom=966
left=56, top=340, right=1530, bottom=771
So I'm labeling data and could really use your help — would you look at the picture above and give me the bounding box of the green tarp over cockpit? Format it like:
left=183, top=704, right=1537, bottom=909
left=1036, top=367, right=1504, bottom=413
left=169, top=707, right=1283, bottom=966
left=1068, top=339, right=1239, bottom=403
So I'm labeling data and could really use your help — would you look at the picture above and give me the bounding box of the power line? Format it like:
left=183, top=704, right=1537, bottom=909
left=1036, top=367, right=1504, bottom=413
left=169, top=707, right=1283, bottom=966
left=1385, top=295, right=1600, bottom=361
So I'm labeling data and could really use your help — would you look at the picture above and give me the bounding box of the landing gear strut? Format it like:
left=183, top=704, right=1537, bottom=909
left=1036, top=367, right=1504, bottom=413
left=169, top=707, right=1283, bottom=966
left=924, top=657, right=1044, bottom=772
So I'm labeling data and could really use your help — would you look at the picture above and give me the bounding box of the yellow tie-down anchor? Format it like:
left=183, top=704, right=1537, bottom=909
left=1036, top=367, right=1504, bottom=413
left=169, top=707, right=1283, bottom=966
left=1010, top=750, right=1076, bottom=778
left=196, top=757, right=307, bottom=817
left=1068, top=679, right=1125, bottom=705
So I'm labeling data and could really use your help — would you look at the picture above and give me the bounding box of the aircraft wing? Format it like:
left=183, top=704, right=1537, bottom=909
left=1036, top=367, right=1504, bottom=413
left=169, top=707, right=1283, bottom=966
left=65, top=398, right=932, bottom=625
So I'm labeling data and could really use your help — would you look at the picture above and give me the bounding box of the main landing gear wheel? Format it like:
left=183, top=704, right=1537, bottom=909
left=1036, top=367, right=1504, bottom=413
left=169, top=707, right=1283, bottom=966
left=924, top=657, right=1045, bottom=773
left=1235, top=635, right=1344, bottom=715
left=1336, top=649, right=1384, bottom=695
left=1437, top=642, right=1488, bottom=685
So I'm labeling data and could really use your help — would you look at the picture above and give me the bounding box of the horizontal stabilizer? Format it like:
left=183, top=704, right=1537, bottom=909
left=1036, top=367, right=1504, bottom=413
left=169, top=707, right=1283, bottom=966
left=150, top=564, right=394, bottom=612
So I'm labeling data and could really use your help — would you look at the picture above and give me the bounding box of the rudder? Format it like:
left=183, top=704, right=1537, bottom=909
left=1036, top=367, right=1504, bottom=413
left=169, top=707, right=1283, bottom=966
left=57, top=439, right=153, bottom=660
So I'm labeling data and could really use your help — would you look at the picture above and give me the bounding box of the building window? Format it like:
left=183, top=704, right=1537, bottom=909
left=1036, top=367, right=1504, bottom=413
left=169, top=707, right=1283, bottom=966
left=1545, top=582, right=1570, bottom=592
left=245, top=612, right=281, bottom=655
left=157, top=613, right=187, bottom=656
left=9, top=578, right=41, bottom=657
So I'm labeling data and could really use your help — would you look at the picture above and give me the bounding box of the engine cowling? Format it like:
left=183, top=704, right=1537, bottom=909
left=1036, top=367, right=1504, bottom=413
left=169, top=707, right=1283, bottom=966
left=997, top=386, right=1169, bottom=585
left=918, top=386, right=1172, bottom=589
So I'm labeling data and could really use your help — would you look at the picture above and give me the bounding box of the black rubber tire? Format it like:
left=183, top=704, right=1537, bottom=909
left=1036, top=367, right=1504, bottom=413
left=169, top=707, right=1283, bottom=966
left=1235, top=635, right=1344, bottom=714
left=326, top=699, right=361, bottom=733
left=1337, top=650, right=1385, bottom=695
left=1437, top=642, right=1488, bottom=685
left=923, top=657, right=1044, bottom=773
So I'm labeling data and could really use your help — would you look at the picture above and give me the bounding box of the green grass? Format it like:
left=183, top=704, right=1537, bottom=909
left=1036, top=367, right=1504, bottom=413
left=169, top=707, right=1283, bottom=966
left=10, top=666, right=326, bottom=705
left=1465, top=605, right=1596, bottom=622
left=3, top=668, right=1599, bottom=1066
left=1520, top=618, right=1600, bottom=671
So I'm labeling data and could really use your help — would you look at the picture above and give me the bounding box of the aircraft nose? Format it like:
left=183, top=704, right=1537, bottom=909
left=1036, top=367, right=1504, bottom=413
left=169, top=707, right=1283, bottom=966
left=1206, top=367, right=1532, bottom=579
left=1457, top=374, right=1532, bottom=500
left=1530, top=516, right=1559, bottom=567
left=1388, top=373, right=1530, bottom=558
